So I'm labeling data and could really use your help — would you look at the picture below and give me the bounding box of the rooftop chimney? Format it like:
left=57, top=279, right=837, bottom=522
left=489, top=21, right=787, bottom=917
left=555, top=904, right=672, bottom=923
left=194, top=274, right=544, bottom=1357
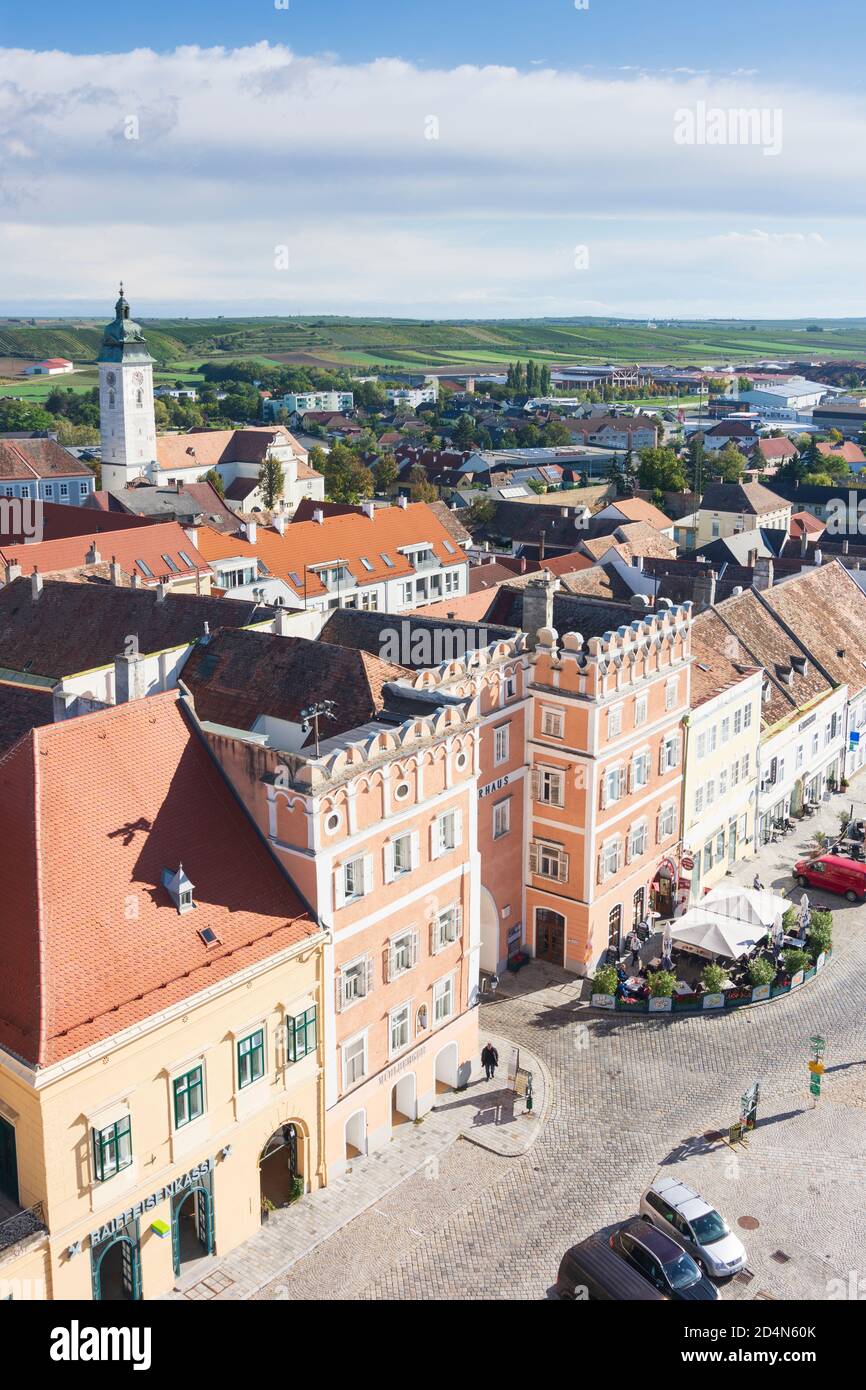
left=692, top=569, right=717, bottom=611
left=85, top=541, right=101, bottom=565
left=274, top=608, right=293, bottom=636
left=244, top=520, right=258, bottom=544
left=752, top=556, right=774, bottom=592
left=396, top=495, right=408, bottom=509
left=272, top=514, right=287, bottom=537
left=114, top=651, right=148, bottom=704
left=4, top=560, right=22, bottom=585
left=362, top=501, right=375, bottom=520
left=800, top=529, right=808, bottom=557
left=521, top=573, right=560, bottom=650
left=156, top=581, right=168, bottom=603
left=813, top=548, right=823, bottom=566
left=110, top=555, right=123, bottom=587
left=312, top=508, right=325, bottom=525
left=31, top=568, right=43, bottom=600
left=130, top=571, right=141, bottom=589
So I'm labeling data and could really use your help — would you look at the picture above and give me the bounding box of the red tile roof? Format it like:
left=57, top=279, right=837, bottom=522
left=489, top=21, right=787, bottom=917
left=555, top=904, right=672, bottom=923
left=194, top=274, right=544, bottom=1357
left=0, top=520, right=210, bottom=586
left=194, top=502, right=467, bottom=600
left=0, top=693, right=317, bottom=1067
left=0, top=438, right=91, bottom=481
left=155, top=426, right=308, bottom=473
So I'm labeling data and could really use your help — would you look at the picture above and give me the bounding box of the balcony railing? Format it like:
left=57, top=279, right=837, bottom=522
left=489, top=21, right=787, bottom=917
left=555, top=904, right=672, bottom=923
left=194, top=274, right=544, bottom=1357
left=0, top=1201, right=47, bottom=1253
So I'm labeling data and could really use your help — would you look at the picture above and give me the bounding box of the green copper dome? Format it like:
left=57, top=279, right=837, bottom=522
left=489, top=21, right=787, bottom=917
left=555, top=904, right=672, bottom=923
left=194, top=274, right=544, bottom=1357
left=97, top=283, right=154, bottom=364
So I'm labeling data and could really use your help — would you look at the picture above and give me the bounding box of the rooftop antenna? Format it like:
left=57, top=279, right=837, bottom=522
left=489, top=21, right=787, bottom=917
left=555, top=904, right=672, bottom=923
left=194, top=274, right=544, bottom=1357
left=300, top=700, right=337, bottom=757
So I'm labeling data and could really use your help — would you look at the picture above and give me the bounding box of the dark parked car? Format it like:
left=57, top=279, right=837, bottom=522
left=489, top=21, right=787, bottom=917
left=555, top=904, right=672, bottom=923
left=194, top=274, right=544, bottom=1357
left=609, top=1218, right=720, bottom=1300
left=556, top=1235, right=667, bottom=1301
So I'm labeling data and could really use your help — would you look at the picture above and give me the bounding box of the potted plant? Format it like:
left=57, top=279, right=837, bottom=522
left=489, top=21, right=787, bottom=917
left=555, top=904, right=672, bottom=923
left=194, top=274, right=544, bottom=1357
left=648, top=969, right=676, bottom=997
left=747, top=956, right=776, bottom=987
left=288, top=1175, right=305, bottom=1204
left=806, top=911, right=833, bottom=962
left=261, top=1196, right=276, bottom=1225
left=592, top=964, right=618, bottom=996
left=781, top=946, right=809, bottom=977
left=701, top=962, right=729, bottom=993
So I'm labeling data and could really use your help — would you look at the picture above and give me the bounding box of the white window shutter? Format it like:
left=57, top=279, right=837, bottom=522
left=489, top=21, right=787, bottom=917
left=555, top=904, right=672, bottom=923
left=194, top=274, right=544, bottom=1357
left=363, top=854, right=373, bottom=894
left=453, top=809, right=463, bottom=847
left=383, top=841, right=395, bottom=884
left=530, top=768, right=541, bottom=800
left=335, top=868, right=346, bottom=910
left=384, top=945, right=393, bottom=984
left=600, top=777, right=607, bottom=810
left=410, top=831, right=420, bottom=869
left=410, top=930, right=419, bottom=967
left=659, top=742, right=666, bottom=775
left=430, top=818, right=441, bottom=860
left=365, top=956, right=374, bottom=995
left=454, top=904, right=463, bottom=937
left=560, top=851, right=569, bottom=882
left=597, top=848, right=605, bottom=884
left=429, top=919, right=438, bottom=955
left=336, top=971, right=345, bottom=1013
left=529, top=841, right=540, bottom=874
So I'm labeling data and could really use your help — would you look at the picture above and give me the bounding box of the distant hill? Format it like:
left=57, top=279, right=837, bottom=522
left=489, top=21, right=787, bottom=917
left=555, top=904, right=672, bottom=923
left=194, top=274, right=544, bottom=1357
left=2, top=315, right=866, bottom=371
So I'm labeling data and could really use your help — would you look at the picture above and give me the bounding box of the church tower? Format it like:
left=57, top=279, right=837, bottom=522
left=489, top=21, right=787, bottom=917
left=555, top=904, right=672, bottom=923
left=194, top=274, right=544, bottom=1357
left=97, top=285, right=158, bottom=491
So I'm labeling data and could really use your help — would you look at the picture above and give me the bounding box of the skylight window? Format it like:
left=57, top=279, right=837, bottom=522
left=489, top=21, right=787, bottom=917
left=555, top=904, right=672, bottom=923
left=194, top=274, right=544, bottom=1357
left=381, top=553, right=394, bottom=567
left=442, top=540, right=455, bottom=554
left=360, top=556, right=374, bottom=571
left=198, top=927, right=219, bottom=947
left=161, top=554, right=180, bottom=573
left=178, top=551, right=195, bottom=568
left=136, top=559, right=154, bottom=578
left=288, top=571, right=302, bottom=587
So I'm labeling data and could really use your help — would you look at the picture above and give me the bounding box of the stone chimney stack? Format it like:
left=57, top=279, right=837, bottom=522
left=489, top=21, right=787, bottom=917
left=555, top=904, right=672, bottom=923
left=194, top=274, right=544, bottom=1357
left=274, top=607, right=293, bottom=636
left=692, top=568, right=717, bottom=611
left=4, top=560, right=22, bottom=585
left=110, top=556, right=124, bottom=587
left=521, top=573, right=560, bottom=650
left=272, top=514, right=287, bottom=536
left=114, top=651, right=148, bottom=704
left=31, top=568, right=43, bottom=600
left=752, top=556, right=774, bottom=592
left=86, top=541, right=101, bottom=565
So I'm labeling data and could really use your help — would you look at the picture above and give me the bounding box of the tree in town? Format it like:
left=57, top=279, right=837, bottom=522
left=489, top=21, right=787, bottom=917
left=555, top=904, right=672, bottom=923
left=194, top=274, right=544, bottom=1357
left=372, top=453, right=398, bottom=494
left=716, top=441, right=746, bottom=483
left=637, top=446, right=686, bottom=494
left=202, top=468, right=225, bottom=497
left=258, top=455, right=285, bottom=510
left=321, top=442, right=374, bottom=503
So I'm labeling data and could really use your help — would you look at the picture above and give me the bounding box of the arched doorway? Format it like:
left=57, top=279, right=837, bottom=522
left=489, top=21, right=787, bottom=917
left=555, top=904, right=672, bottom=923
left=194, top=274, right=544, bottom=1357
left=172, top=1185, right=214, bottom=1277
left=91, top=1231, right=141, bottom=1301
left=650, top=859, right=676, bottom=918
left=434, top=1041, right=459, bottom=1093
left=479, top=886, right=500, bottom=973
left=391, top=1073, right=416, bottom=1129
left=535, top=907, right=565, bottom=964
left=260, top=1123, right=303, bottom=1216
left=345, top=1109, right=366, bottom=1161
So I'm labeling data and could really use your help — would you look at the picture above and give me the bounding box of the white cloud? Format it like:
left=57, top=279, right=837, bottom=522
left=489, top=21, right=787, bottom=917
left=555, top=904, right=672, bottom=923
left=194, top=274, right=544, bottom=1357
left=0, top=43, right=865, bottom=315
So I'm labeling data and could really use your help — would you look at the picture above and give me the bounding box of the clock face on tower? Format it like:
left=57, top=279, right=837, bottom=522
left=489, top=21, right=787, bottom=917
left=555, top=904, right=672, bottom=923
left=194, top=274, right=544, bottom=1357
left=132, top=370, right=144, bottom=385
left=106, top=371, right=116, bottom=386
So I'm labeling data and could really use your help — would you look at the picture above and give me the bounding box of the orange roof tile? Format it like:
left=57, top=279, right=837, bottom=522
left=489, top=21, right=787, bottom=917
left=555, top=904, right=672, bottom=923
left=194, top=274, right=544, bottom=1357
left=0, top=520, right=210, bottom=586
left=194, top=502, right=467, bottom=599
left=0, top=693, right=317, bottom=1067
left=155, top=426, right=307, bottom=472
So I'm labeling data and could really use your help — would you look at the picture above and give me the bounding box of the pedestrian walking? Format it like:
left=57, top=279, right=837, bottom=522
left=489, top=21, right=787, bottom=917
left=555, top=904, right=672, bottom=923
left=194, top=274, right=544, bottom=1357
left=628, top=929, right=641, bottom=968
left=753, top=874, right=764, bottom=892
left=481, top=1041, right=499, bottom=1081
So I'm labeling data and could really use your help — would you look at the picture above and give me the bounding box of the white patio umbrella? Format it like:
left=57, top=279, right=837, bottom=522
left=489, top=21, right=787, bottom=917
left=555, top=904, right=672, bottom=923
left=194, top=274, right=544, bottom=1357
left=668, top=908, right=767, bottom=961
left=701, top=884, right=790, bottom=929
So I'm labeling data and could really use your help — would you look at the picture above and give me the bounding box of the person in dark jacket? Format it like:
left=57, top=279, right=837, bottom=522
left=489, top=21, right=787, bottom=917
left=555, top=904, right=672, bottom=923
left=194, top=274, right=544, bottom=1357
left=481, top=1042, right=499, bottom=1081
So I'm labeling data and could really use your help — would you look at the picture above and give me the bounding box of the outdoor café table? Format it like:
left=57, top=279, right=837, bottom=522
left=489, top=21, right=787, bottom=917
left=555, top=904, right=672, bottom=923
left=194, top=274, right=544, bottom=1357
left=674, top=981, right=694, bottom=996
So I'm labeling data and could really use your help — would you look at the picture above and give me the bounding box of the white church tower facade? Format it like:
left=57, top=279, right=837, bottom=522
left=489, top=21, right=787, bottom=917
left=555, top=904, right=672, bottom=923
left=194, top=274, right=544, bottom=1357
left=98, top=285, right=158, bottom=491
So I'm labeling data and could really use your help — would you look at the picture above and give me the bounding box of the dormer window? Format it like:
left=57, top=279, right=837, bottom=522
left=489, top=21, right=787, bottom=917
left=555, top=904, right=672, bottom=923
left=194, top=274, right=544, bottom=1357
left=162, top=863, right=195, bottom=914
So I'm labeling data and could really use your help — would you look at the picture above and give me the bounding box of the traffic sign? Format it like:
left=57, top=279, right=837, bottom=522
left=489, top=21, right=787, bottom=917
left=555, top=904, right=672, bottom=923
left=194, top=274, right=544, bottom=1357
left=810, top=1077, right=822, bottom=1097
left=808, top=1060, right=825, bottom=1075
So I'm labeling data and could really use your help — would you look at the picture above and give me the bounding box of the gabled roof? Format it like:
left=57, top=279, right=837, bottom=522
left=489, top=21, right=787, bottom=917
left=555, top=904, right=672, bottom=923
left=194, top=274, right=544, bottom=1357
left=99, top=481, right=239, bottom=533
left=194, top=502, right=467, bottom=599
left=689, top=609, right=762, bottom=707
left=600, top=497, right=673, bottom=530
left=0, top=693, right=317, bottom=1067
left=816, top=440, right=866, bottom=465
left=700, top=481, right=790, bottom=515
left=0, top=577, right=276, bottom=681
left=760, top=560, right=866, bottom=699
left=580, top=522, right=676, bottom=563
left=0, top=682, right=55, bottom=753
left=712, top=589, right=832, bottom=729
left=1, top=498, right=153, bottom=544
left=318, top=606, right=516, bottom=670
left=183, top=627, right=407, bottom=743
left=0, top=520, right=210, bottom=587
left=0, top=438, right=91, bottom=481
left=757, top=437, right=798, bottom=460
left=155, top=426, right=308, bottom=472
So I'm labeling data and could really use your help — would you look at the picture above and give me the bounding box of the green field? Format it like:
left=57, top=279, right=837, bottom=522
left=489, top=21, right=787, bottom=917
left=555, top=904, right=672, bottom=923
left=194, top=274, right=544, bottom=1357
left=2, top=315, right=866, bottom=376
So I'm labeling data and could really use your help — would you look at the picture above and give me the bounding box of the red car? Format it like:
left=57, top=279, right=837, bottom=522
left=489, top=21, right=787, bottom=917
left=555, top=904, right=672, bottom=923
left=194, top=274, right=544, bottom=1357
left=794, top=853, right=866, bottom=901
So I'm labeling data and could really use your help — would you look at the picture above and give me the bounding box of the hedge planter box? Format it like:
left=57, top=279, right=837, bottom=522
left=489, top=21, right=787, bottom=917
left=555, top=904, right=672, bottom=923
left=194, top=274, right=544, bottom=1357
left=702, top=992, right=724, bottom=1010
left=586, top=947, right=833, bottom=1018
left=615, top=996, right=648, bottom=1013
left=649, top=996, right=673, bottom=1013
left=591, top=993, right=616, bottom=1010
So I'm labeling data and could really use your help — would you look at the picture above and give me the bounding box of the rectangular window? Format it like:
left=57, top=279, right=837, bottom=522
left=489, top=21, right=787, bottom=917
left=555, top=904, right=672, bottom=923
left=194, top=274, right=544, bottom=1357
left=601, top=838, right=621, bottom=880
left=720, top=717, right=730, bottom=744
left=493, top=797, right=511, bottom=839
left=389, top=930, right=417, bottom=979
left=706, top=779, right=715, bottom=806
left=237, top=1029, right=265, bottom=1089
left=343, top=856, right=366, bottom=899
left=734, top=708, right=742, bottom=735
left=541, top=707, right=564, bottom=738
left=744, top=704, right=752, bottom=729
left=503, top=673, right=516, bottom=700
left=433, top=905, right=462, bottom=953
left=389, top=1002, right=411, bottom=1055
left=437, top=810, right=457, bottom=851
left=536, top=767, right=565, bottom=807
left=741, top=753, right=750, bottom=779
left=341, top=957, right=372, bottom=1006
left=715, top=830, right=726, bottom=863
left=629, top=822, right=648, bottom=860
left=632, top=751, right=650, bottom=790
left=696, top=731, right=707, bottom=759
left=659, top=803, right=676, bottom=839
left=665, top=679, right=678, bottom=711
left=604, top=766, right=626, bottom=804
left=530, top=840, right=569, bottom=882
left=494, top=724, right=510, bottom=764
left=661, top=734, right=680, bottom=771
left=719, top=769, right=728, bottom=796
left=433, top=976, right=455, bottom=1024
left=343, top=1034, right=367, bottom=1088
left=392, top=833, right=412, bottom=876
left=708, top=725, right=717, bottom=753
left=287, top=1006, right=317, bottom=1062
left=634, top=694, right=648, bottom=727
left=173, top=1066, right=204, bottom=1128
left=694, top=786, right=704, bottom=815
left=608, top=705, right=623, bottom=738
left=59, top=482, right=69, bottom=498
left=92, top=1116, right=133, bottom=1182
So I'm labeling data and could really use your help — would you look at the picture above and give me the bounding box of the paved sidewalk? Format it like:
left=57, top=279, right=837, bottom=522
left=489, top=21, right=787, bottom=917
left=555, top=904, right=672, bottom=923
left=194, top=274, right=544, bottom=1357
left=166, top=1032, right=548, bottom=1300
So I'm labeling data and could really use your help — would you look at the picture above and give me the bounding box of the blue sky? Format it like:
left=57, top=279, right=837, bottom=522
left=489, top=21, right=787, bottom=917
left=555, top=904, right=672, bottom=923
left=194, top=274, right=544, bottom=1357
left=1, top=1, right=864, bottom=317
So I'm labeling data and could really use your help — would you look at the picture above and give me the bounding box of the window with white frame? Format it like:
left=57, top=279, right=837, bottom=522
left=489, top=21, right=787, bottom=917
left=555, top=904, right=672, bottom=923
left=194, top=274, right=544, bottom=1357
left=493, top=797, right=511, bottom=839
left=811, top=731, right=819, bottom=756
left=731, top=760, right=740, bottom=787
left=719, top=769, right=728, bottom=796
left=734, top=708, right=743, bottom=736
left=603, top=765, right=626, bottom=805
left=741, top=753, right=750, bottom=779
left=795, top=743, right=804, bottom=770
left=634, top=694, right=648, bottom=727
left=706, top=778, right=716, bottom=806
left=432, top=808, right=461, bottom=858
left=339, top=854, right=371, bottom=904
left=493, top=723, right=510, bottom=765
left=529, top=840, right=569, bottom=882
left=541, top=706, right=564, bottom=738
left=389, top=1002, right=411, bottom=1056
left=659, top=801, right=676, bottom=839
left=628, top=820, right=648, bottom=861
left=631, top=750, right=650, bottom=790
left=339, top=956, right=373, bottom=1010
left=433, top=905, right=462, bottom=953
left=743, top=704, right=752, bottom=729
left=388, top=929, right=418, bottom=980
left=665, top=678, right=678, bottom=711
left=600, top=836, right=621, bottom=881
left=696, top=731, right=707, bottom=759
left=720, top=717, right=730, bottom=744
left=503, top=672, right=516, bottom=700
left=608, top=705, right=623, bottom=738
left=534, top=766, right=565, bottom=807
left=694, top=786, right=704, bottom=815
left=385, top=832, right=417, bottom=882
left=708, top=725, right=717, bottom=753
left=433, top=975, right=455, bottom=1024
left=661, top=733, right=680, bottom=772
left=343, top=1033, right=367, bottom=1088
